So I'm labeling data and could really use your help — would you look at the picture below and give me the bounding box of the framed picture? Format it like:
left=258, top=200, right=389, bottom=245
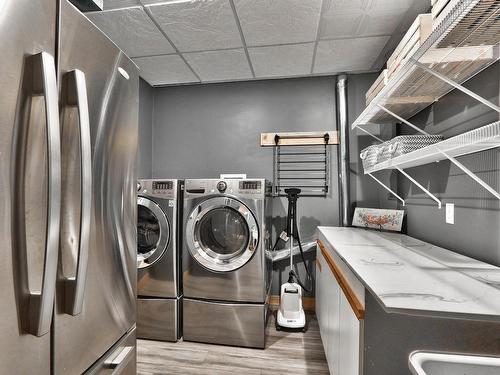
left=352, top=207, right=404, bottom=232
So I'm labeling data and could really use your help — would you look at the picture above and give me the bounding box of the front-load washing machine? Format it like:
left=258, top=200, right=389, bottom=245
left=183, top=179, right=273, bottom=348
left=137, top=179, right=183, bottom=341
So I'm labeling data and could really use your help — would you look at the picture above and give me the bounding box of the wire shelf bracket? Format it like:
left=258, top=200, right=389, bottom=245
left=358, top=127, right=442, bottom=208
left=374, top=109, right=500, bottom=202
left=368, top=173, right=405, bottom=206
left=412, top=60, right=500, bottom=114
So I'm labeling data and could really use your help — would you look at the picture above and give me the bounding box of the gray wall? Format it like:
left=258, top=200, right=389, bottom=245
left=349, top=63, right=500, bottom=266
left=151, top=77, right=340, bottom=296
left=138, top=78, right=153, bottom=179
left=348, top=73, right=398, bottom=211
left=397, top=62, right=500, bottom=265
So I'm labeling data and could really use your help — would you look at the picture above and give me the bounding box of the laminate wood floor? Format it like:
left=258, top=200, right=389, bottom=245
left=137, top=312, right=329, bottom=375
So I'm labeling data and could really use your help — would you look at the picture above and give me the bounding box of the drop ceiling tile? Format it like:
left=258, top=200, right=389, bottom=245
left=132, top=55, right=199, bottom=86
left=368, top=0, right=418, bottom=10
left=183, top=49, right=252, bottom=82
left=357, top=9, right=409, bottom=37
left=248, top=43, right=315, bottom=78
left=102, top=0, right=139, bottom=10
left=313, top=36, right=390, bottom=74
left=234, top=0, right=322, bottom=46
left=323, top=0, right=368, bottom=12
left=86, top=7, right=175, bottom=57
left=146, top=0, right=242, bottom=52
left=320, top=0, right=425, bottom=39
left=319, top=12, right=364, bottom=39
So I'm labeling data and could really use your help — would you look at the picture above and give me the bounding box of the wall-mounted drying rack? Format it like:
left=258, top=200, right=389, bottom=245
left=261, top=131, right=339, bottom=197
left=352, top=0, right=500, bottom=208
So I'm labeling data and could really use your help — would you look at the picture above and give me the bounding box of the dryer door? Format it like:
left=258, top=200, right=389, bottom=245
left=186, top=196, right=259, bottom=272
left=137, top=197, right=170, bottom=269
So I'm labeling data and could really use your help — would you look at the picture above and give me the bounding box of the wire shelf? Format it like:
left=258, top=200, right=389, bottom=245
left=352, top=0, right=500, bottom=128
left=364, top=121, right=500, bottom=173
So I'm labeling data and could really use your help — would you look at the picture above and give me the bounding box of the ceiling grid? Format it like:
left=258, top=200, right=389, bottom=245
left=87, top=0, right=431, bottom=86
left=228, top=0, right=256, bottom=78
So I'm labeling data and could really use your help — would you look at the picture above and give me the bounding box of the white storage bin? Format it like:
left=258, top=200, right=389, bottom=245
left=360, top=145, right=380, bottom=172
left=381, top=135, right=444, bottom=162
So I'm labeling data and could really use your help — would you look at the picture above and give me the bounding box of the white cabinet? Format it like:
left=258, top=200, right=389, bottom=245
left=316, top=240, right=364, bottom=375
left=338, top=290, right=361, bottom=375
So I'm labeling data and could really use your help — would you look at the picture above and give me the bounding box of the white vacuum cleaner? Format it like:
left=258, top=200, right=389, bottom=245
left=276, top=188, right=308, bottom=331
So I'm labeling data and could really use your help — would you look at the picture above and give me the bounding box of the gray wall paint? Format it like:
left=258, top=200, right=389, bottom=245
left=396, top=63, right=500, bottom=266
left=348, top=73, right=398, bottom=210
left=138, top=78, right=153, bottom=179
left=151, top=77, right=340, bottom=296
left=349, top=64, right=500, bottom=266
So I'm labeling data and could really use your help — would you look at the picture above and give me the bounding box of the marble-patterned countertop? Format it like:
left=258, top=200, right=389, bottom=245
left=318, top=226, right=500, bottom=321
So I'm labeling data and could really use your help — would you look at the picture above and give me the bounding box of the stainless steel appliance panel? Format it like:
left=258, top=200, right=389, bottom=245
left=137, top=298, right=180, bottom=342
left=137, top=180, right=181, bottom=298
left=84, top=328, right=137, bottom=375
left=183, top=180, right=270, bottom=303
left=54, top=1, right=138, bottom=374
left=0, top=0, right=57, bottom=373
left=183, top=298, right=267, bottom=349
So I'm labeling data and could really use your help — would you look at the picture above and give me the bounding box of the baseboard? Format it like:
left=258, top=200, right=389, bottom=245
left=269, top=295, right=315, bottom=312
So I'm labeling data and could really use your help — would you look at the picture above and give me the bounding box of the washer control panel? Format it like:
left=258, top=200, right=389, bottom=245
left=216, top=181, right=227, bottom=192
left=138, top=179, right=179, bottom=199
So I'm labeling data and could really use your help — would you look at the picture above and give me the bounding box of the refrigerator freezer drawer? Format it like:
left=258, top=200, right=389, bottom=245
left=183, top=298, right=267, bottom=348
left=85, top=327, right=136, bottom=375
left=137, top=298, right=180, bottom=342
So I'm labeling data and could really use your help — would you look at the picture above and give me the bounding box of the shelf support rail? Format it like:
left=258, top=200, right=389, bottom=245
left=368, top=173, right=405, bottom=206
left=377, top=104, right=500, bottom=201
left=413, top=61, right=500, bottom=114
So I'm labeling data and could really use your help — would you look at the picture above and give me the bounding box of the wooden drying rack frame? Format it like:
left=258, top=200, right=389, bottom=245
left=260, top=131, right=339, bottom=147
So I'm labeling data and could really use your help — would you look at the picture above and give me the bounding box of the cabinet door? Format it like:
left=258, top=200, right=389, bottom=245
left=339, top=290, right=361, bottom=375
left=326, top=276, right=340, bottom=375
left=316, top=251, right=328, bottom=351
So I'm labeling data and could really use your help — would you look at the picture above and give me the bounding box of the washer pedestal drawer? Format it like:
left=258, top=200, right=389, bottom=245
left=137, top=297, right=180, bottom=342
left=183, top=298, right=267, bottom=349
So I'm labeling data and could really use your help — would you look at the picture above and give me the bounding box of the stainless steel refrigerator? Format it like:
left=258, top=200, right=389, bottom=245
left=0, top=0, right=138, bottom=373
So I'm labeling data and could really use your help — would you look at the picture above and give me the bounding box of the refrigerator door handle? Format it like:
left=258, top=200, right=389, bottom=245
left=63, top=69, right=92, bottom=316
left=27, top=52, right=62, bottom=336
left=104, top=346, right=135, bottom=374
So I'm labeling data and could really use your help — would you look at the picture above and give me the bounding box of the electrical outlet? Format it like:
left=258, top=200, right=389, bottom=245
left=446, top=203, right=454, bottom=224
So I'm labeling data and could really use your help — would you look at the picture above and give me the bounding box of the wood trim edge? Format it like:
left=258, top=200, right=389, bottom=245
left=316, top=258, right=322, bottom=273
left=269, top=295, right=315, bottom=312
left=317, top=239, right=365, bottom=320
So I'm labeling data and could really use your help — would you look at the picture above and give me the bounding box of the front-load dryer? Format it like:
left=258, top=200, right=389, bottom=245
left=137, top=179, right=183, bottom=341
left=182, top=178, right=273, bottom=348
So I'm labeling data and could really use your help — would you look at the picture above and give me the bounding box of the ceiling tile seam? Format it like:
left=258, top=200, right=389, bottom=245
left=140, top=1, right=202, bottom=82
left=310, top=0, right=326, bottom=74
left=319, top=33, right=393, bottom=42
left=130, top=40, right=324, bottom=59
left=228, top=0, right=255, bottom=78
left=354, top=14, right=367, bottom=37
left=149, top=68, right=380, bottom=87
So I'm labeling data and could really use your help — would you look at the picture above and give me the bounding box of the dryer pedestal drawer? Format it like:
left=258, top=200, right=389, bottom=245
left=183, top=298, right=267, bottom=348
left=137, top=298, right=180, bottom=342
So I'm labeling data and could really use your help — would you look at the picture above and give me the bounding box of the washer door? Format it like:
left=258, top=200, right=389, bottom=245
left=186, top=196, right=259, bottom=272
left=137, top=197, right=170, bottom=269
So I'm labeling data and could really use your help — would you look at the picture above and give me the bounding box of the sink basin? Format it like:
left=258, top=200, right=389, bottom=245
left=409, top=351, right=500, bottom=375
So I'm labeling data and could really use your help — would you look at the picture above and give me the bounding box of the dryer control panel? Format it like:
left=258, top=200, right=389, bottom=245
left=185, top=179, right=266, bottom=198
